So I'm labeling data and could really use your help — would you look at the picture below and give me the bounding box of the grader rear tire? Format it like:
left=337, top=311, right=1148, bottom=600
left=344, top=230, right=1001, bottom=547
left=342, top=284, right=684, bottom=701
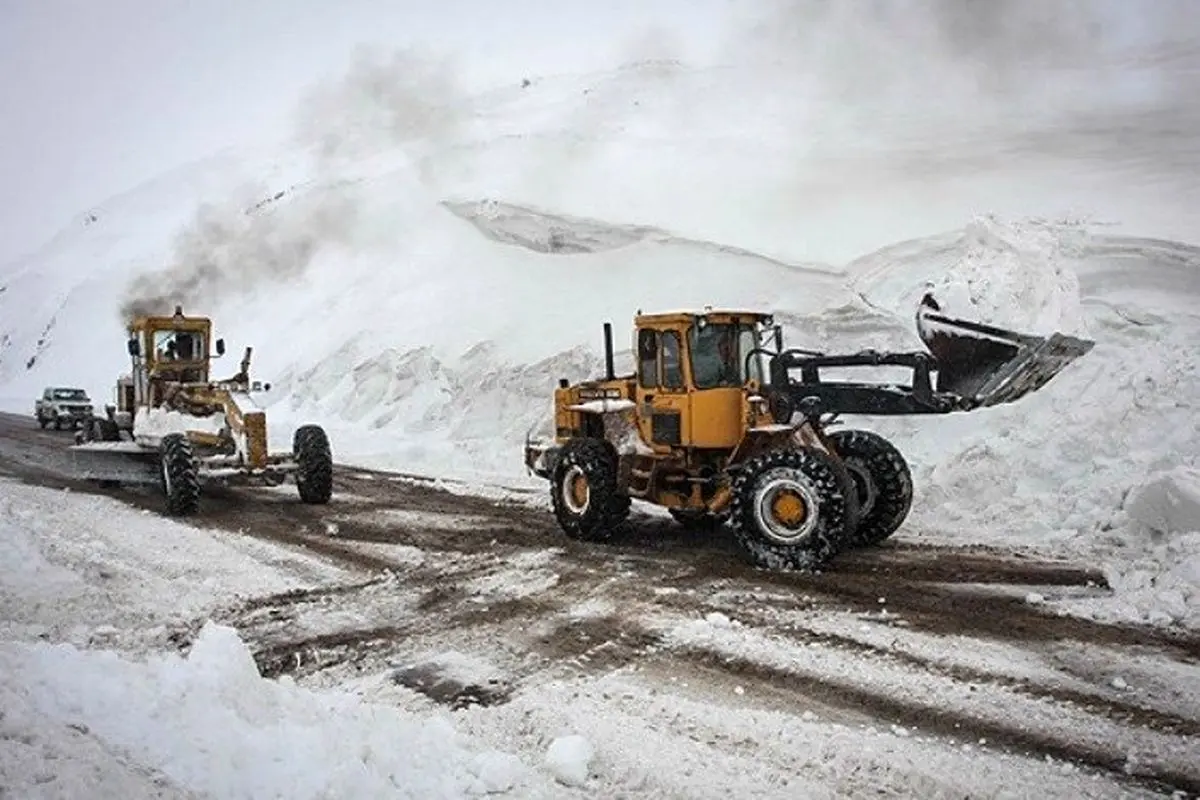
left=729, top=447, right=853, bottom=571
left=160, top=433, right=200, bottom=515
left=828, top=429, right=913, bottom=548
left=294, top=424, right=333, bottom=504
left=550, top=437, right=630, bottom=542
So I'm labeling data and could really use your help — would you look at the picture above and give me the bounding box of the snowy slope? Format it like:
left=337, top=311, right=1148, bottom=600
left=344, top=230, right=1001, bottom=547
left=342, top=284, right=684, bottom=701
left=1, top=49, right=1198, bottom=627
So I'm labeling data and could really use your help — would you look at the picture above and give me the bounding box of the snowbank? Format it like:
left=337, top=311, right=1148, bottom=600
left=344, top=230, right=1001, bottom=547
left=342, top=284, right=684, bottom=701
left=0, top=622, right=545, bottom=798
left=1062, top=468, right=1200, bottom=630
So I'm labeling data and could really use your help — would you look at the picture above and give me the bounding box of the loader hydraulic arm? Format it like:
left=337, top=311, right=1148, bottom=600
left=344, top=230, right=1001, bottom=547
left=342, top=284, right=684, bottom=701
left=756, top=302, right=1095, bottom=421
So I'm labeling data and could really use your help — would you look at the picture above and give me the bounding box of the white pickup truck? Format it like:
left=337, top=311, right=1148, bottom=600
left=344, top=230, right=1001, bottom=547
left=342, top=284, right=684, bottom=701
left=35, top=386, right=95, bottom=430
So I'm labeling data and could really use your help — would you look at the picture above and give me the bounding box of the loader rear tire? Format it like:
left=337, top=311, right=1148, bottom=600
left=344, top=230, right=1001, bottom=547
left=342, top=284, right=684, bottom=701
left=551, top=437, right=629, bottom=542
left=294, top=424, right=333, bottom=504
left=160, top=433, right=200, bottom=516
left=828, top=429, right=913, bottom=547
left=729, top=447, right=852, bottom=572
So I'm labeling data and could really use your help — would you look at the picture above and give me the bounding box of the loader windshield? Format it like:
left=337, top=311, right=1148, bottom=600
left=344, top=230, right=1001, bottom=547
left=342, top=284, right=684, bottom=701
left=689, top=322, right=765, bottom=389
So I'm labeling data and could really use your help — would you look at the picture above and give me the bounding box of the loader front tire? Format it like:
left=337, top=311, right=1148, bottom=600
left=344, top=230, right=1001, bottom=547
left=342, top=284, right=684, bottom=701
left=550, top=437, right=629, bottom=542
left=294, top=424, right=333, bottom=504
left=160, top=433, right=200, bottom=516
left=829, top=429, right=913, bottom=547
left=729, top=447, right=852, bottom=572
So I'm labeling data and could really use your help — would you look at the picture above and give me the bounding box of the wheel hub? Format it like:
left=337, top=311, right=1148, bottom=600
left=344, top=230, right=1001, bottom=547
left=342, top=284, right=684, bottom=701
left=753, top=468, right=821, bottom=546
left=771, top=491, right=808, bottom=526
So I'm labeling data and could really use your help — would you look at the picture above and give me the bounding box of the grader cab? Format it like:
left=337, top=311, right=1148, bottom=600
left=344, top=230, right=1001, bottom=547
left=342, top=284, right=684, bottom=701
left=72, top=305, right=333, bottom=515
left=524, top=298, right=1094, bottom=572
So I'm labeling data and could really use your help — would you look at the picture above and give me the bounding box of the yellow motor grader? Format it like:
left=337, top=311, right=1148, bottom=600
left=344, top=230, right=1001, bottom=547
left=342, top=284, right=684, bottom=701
left=71, top=305, right=333, bottom=515
left=524, top=295, right=1094, bottom=571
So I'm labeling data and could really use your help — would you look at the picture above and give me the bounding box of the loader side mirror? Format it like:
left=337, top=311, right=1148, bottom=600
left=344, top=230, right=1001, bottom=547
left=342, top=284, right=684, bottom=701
left=127, top=338, right=140, bottom=356
left=215, top=338, right=225, bottom=356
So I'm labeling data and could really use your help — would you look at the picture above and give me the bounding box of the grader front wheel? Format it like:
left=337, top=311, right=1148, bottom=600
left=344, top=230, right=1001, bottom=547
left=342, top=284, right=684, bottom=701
left=160, top=433, right=200, bottom=515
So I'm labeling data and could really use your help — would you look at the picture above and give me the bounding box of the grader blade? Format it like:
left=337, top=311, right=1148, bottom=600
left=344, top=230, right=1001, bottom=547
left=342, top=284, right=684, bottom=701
left=916, top=296, right=1094, bottom=410
left=68, top=442, right=161, bottom=485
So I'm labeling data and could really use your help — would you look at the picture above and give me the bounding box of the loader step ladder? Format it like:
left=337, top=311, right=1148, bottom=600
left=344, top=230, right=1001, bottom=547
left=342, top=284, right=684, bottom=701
left=627, top=454, right=656, bottom=498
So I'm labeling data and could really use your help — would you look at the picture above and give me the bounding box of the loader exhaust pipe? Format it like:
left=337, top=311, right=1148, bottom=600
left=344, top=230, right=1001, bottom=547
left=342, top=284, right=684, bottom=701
left=603, top=322, right=615, bottom=380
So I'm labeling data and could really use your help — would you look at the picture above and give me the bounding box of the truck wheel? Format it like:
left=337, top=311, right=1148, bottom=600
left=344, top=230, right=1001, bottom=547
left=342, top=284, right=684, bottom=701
left=294, top=424, right=333, bottom=504
left=729, top=447, right=853, bottom=571
left=160, top=433, right=200, bottom=515
left=551, top=437, right=629, bottom=542
left=828, top=429, right=913, bottom=547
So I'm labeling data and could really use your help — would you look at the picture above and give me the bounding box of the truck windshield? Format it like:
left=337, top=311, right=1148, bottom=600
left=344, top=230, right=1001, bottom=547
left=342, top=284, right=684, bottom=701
left=689, top=322, right=765, bottom=389
left=52, top=388, right=87, bottom=400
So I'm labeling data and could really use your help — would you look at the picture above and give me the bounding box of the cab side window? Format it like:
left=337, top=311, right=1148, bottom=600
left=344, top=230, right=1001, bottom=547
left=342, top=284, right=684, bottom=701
left=638, top=329, right=659, bottom=388
left=662, top=331, right=684, bottom=389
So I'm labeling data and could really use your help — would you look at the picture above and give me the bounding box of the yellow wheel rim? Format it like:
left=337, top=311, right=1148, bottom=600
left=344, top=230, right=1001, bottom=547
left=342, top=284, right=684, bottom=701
left=570, top=472, right=589, bottom=508
left=771, top=490, right=808, bottom=527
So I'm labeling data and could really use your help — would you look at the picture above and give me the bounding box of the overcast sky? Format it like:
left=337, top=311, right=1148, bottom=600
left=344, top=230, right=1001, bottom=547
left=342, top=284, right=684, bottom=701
left=2, top=0, right=1195, bottom=266
left=0, top=0, right=731, bottom=264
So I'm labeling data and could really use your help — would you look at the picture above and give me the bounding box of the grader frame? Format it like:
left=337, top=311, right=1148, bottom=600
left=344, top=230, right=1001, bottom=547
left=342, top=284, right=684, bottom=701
left=71, top=305, right=333, bottom=514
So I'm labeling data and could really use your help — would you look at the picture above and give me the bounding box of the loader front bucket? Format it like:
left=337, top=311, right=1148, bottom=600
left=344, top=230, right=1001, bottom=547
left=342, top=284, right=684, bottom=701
left=68, top=442, right=161, bottom=485
left=916, top=299, right=1095, bottom=410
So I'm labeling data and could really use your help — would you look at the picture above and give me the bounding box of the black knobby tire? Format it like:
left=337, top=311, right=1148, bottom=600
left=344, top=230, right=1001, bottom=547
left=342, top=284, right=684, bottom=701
left=160, top=433, right=200, bottom=515
left=729, top=447, right=853, bottom=571
left=550, top=437, right=630, bottom=542
left=294, top=424, right=333, bottom=504
left=828, top=429, right=913, bottom=547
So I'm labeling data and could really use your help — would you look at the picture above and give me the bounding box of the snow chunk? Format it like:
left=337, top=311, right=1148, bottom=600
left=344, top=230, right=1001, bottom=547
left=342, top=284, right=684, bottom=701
left=1124, top=467, right=1200, bottom=537
left=543, top=734, right=593, bottom=787
left=133, top=406, right=226, bottom=443
left=566, top=399, right=635, bottom=414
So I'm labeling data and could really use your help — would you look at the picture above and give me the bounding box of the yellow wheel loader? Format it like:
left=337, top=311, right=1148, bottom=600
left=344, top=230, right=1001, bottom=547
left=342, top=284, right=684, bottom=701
left=524, top=294, right=1094, bottom=572
left=71, top=305, right=333, bottom=515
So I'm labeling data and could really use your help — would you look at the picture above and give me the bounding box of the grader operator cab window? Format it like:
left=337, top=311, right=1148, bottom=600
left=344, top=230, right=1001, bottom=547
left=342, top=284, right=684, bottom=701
left=153, top=330, right=205, bottom=362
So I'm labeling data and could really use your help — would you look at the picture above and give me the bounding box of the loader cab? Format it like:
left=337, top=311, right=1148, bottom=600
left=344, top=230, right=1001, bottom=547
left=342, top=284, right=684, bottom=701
left=633, top=309, right=772, bottom=452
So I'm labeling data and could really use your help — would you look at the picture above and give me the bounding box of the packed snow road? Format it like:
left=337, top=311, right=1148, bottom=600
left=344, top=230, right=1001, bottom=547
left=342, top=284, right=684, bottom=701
left=1, top=410, right=1198, bottom=797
